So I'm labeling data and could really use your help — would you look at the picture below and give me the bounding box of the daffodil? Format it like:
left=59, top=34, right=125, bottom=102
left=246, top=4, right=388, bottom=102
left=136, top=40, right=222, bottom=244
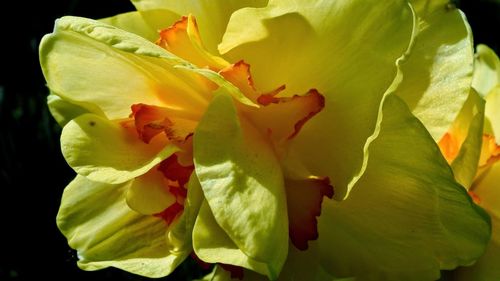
left=435, top=44, right=500, bottom=281
left=40, top=0, right=491, bottom=280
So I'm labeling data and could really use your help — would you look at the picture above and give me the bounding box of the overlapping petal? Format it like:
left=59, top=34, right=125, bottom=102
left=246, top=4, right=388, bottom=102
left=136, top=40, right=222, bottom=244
left=317, top=96, right=490, bottom=281
left=40, top=16, right=213, bottom=121
left=193, top=92, right=288, bottom=278
left=100, top=9, right=180, bottom=42
left=436, top=43, right=500, bottom=281
left=455, top=163, right=500, bottom=280
left=473, top=44, right=500, bottom=98
left=438, top=90, right=485, bottom=188
left=57, top=176, right=187, bottom=277
left=130, top=0, right=268, bottom=54
left=47, top=93, right=102, bottom=127
left=125, top=167, right=176, bottom=215
left=397, top=2, right=474, bottom=141
left=61, top=113, right=178, bottom=184
left=219, top=0, right=415, bottom=199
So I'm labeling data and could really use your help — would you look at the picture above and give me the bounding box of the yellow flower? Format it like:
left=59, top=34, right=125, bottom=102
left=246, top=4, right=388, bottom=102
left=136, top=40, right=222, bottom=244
left=437, top=44, right=500, bottom=281
left=40, top=0, right=491, bottom=280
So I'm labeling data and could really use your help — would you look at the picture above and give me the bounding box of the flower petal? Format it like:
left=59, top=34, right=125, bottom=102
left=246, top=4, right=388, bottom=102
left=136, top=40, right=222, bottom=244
left=455, top=163, right=500, bottom=280
left=193, top=201, right=275, bottom=278
left=47, top=93, right=103, bottom=127
left=61, top=113, right=178, bottom=184
left=167, top=173, right=204, bottom=253
left=193, top=92, right=288, bottom=277
left=396, top=3, right=474, bottom=141
left=472, top=44, right=500, bottom=98
left=285, top=178, right=333, bottom=251
left=485, top=86, right=500, bottom=144
left=130, top=103, right=197, bottom=144
left=441, top=90, right=486, bottom=188
left=100, top=10, right=180, bottom=42
left=245, top=89, right=325, bottom=146
left=219, top=0, right=414, bottom=199
left=197, top=244, right=336, bottom=281
left=57, top=176, right=187, bottom=277
left=40, top=16, right=211, bottom=120
left=125, top=167, right=176, bottom=215
left=156, top=15, right=229, bottom=70
left=130, top=0, right=268, bottom=54
left=318, top=95, right=491, bottom=280
left=277, top=243, right=336, bottom=281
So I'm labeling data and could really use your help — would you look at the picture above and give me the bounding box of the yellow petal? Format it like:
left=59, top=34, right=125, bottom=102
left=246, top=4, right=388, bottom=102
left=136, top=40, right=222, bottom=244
left=57, top=176, right=187, bottom=277
left=126, top=167, right=176, bottom=215
left=219, top=0, right=415, bottom=199
left=397, top=3, right=474, bottom=141
left=61, top=113, right=178, bottom=184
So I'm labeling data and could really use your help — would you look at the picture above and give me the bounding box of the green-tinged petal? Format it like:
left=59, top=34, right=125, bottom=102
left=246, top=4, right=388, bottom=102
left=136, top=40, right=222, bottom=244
left=196, top=244, right=337, bottom=281
left=485, top=86, right=500, bottom=144
left=57, top=175, right=186, bottom=277
left=40, top=16, right=258, bottom=116
left=276, top=243, right=334, bottom=281
left=411, top=0, right=449, bottom=15
left=455, top=163, right=500, bottom=281
left=472, top=44, right=500, bottom=97
left=61, top=113, right=178, bottom=184
left=450, top=90, right=485, bottom=188
left=126, top=167, right=176, bottom=215
left=40, top=16, right=213, bottom=120
left=193, top=201, right=275, bottom=278
left=100, top=10, right=180, bottom=42
left=193, top=92, right=288, bottom=278
left=47, top=93, right=103, bottom=127
left=130, top=0, right=268, bottom=54
left=196, top=265, right=233, bottom=281
left=397, top=3, right=473, bottom=141
left=318, top=95, right=491, bottom=281
left=220, top=0, right=414, bottom=199
left=167, top=173, right=204, bottom=253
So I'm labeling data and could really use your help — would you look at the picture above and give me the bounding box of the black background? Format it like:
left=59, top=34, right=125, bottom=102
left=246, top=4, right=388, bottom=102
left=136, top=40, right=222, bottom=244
left=0, top=0, right=498, bottom=280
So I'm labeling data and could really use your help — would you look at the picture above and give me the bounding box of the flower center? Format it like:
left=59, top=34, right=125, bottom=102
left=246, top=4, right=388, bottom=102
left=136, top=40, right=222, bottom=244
left=123, top=14, right=332, bottom=251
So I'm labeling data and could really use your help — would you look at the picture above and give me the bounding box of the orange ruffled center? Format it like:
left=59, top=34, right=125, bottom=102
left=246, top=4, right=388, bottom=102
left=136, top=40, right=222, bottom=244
left=122, top=14, right=332, bottom=252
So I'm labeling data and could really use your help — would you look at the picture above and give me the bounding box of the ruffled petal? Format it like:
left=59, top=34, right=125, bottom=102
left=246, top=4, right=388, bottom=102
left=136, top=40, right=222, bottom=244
left=193, top=201, right=276, bottom=279
left=196, top=243, right=336, bottom=281
left=245, top=89, right=325, bottom=146
left=455, top=163, right=500, bottom=280
left=47, top=93, right=103, bottom=127
left=100, top=9, right=180, bottom=42
left=125, top=167, right=176, bottom=215
left=397, top=2, right=474, bottom=141
left=61, top=113, right=178, bottom=184
left=437, top=90, right=486, bottom=188
left=40, top=16, right=212, bottom=120
left=193, top=92, right=288, bottom=278
left=167, top=173, right=204, bottom=253
left=485, top=86, right=500, bottom=144
left=156, top=15, right=229, bottom=70
left=130, top=0, right=268, bottom=54
left=219, top=0, right=415, bottom=199
left=130, top=103, right=197, bottom=144
left=57, top=176, right=187, bottom=277
left=472, top=44, right=500, bottom=98
left=317, top=96, right=491, bottom=281
left=285, top=178, right=333, bottom=251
